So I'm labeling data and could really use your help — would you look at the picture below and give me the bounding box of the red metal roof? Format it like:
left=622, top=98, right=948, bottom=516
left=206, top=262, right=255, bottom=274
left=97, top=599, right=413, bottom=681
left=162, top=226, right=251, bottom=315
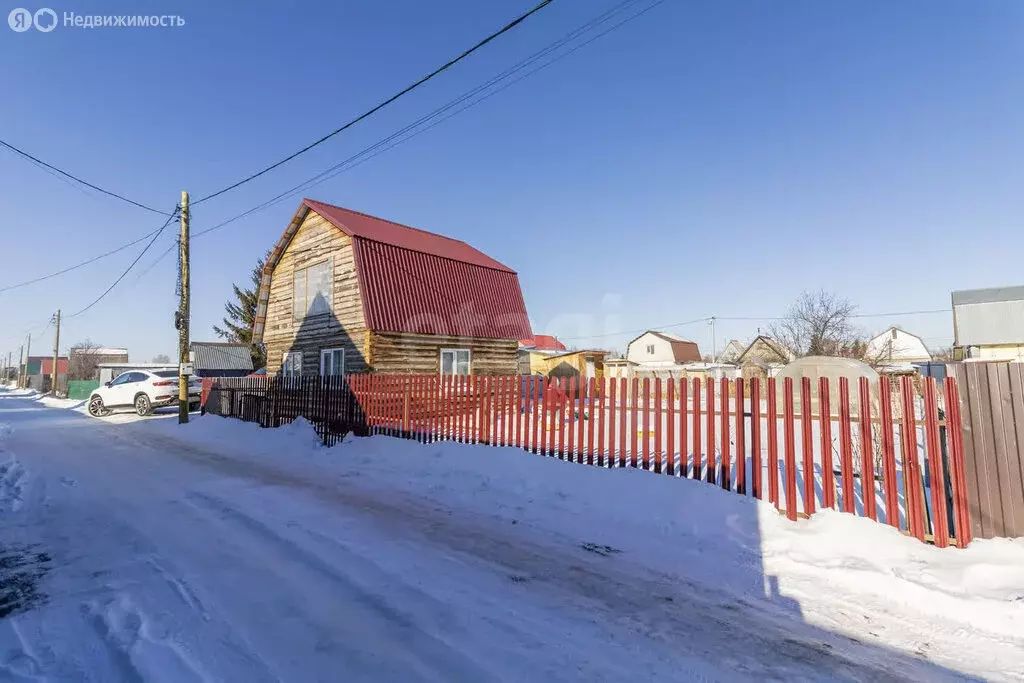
left=299, top=200, right=531, bottom=340
left=304, top=200, right=513, bottom=272
left=519, top=334, right=566, bottom=351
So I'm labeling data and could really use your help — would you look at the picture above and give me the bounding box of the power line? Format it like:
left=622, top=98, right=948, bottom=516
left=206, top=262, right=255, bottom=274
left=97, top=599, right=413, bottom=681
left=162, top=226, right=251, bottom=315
left=192, top=0, right=663, bottom=239
left=0, top=227, right=166, bottom=294
left=0, top=139, right=170, bottom=215
left=191, top=0, right=556, bottom=207
left=0, top=0, right=645, bottom=293
left=66, top=209, right=179, bottom=318
left=560, top=317, right=711, bottom=341
left=716, top=309, right=949, bottom=322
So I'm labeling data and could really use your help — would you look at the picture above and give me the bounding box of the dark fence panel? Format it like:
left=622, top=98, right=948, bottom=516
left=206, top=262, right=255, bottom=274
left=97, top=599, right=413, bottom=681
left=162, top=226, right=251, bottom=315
left=949, top=362, right=1024, bottom=540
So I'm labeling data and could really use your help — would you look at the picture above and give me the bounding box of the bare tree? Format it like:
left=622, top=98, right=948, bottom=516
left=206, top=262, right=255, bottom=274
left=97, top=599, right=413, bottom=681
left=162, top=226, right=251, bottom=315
left=769, top=290, right=858, bottom=358
left=152, top=354, right=171, bottom=364
left=68, top=340, right=103, bottom=380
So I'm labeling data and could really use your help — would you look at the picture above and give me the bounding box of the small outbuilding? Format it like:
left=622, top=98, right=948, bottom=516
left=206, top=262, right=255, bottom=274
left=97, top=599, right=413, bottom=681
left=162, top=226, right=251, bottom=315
left=190, top=342, right=254, bottom=378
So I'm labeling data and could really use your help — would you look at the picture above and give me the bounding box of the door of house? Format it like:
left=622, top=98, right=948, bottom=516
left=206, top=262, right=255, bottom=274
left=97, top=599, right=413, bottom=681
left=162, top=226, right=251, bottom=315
left=585, top=359, right=596, bottom=379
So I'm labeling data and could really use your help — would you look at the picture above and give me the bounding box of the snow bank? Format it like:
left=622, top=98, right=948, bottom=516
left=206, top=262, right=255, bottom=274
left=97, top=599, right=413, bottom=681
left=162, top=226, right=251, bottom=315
left=151, top=416, right=1024, bottom=636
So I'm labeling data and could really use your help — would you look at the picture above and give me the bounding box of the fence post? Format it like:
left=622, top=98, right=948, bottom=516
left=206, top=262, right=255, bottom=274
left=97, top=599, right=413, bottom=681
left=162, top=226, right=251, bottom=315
left=944, top=377, right=973, bottom=547
left=858, top=376, right=877, bottom=522
left=801, top=377, right=814, bottom=515
left=900, top=376, right=926, bottom=541
left=818, top=377, right=835, bottom=509
left=734, top=378, right=745, bottom=494
left=783, top=377, right=797, bottom=521
left=402, top=376, right=411, bottom=437
left=766, top=378, right=778, bottom=508
left=692, top=378, right=702, bottom=481
left=923, top=377, right=950, bottom=547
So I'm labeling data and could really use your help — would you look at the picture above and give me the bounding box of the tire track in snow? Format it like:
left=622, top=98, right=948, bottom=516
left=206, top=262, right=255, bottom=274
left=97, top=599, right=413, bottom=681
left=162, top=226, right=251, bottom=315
left=184, top=489, right=497, bottom=683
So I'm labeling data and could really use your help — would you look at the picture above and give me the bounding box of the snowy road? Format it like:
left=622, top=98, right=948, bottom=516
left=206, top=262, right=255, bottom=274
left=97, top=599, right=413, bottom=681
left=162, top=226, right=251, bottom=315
left=0, top=391, right=1019, bottom=682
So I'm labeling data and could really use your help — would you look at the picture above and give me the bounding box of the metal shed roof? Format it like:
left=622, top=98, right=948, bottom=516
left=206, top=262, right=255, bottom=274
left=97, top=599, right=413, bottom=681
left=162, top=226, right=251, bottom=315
left=190, top=342, right=254, bottom=371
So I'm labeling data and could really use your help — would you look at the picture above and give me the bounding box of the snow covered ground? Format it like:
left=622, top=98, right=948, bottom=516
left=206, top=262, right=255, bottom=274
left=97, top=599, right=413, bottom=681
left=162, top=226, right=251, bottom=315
left=1, top=387, right=1022, bottom=681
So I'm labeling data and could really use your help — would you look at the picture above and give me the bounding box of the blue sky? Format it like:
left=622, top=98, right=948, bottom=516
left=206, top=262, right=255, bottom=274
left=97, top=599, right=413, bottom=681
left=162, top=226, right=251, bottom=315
left=1, top=0, right=1022, bottom=362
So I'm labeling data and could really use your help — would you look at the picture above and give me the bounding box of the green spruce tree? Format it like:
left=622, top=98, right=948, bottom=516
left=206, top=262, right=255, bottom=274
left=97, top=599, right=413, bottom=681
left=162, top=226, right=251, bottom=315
left=214, top=251, right=269, bottom=368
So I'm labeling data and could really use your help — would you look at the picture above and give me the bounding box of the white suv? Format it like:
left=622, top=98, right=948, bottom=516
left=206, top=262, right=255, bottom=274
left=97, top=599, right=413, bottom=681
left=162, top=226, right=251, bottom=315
left=87, top=370, right=201, bottom=417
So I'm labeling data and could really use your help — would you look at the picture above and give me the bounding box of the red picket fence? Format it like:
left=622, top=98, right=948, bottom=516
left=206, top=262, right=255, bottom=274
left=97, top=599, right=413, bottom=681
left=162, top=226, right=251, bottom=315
left=207, top=373, right=973, bottom=547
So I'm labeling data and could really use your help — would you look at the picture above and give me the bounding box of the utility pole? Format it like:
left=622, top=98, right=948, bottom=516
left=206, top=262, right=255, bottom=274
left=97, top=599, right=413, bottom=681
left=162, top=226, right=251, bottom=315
left=178, top=191, right=191, bottom=424
left=709, top=316, right=717, bottom=363
left=51, top=309, right=61, bottom=395
left=22, top=334, right=30, bottom=388
left=17, top=345, right=23, bottom=387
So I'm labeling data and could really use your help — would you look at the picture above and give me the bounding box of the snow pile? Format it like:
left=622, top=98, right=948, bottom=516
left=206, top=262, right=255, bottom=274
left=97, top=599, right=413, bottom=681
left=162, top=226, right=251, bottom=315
left=35, top=394, right=87, bottom=411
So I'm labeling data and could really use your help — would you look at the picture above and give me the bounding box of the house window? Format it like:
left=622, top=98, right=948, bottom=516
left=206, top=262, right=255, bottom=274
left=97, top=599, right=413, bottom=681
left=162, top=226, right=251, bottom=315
left=320, top=348, right=345, bottom=376
left=282, top=352, right=303, bottom=377
left=891, top=329, right=898, bottom=340
left=293, top=259, right=332, bottom=320
left=440, top=348, right=471, bottom=376
left=646, top=344, right=656, bottom=355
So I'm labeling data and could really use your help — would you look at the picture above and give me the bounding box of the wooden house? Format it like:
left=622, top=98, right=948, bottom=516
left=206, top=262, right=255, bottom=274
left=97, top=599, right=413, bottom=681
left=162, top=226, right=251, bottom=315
left=736, top=335, right=792, bottom=382
left=543, top=350, right=608, bottom=380
left=252, top=200, right=531, bottom=377
left=626, top=330, right=702, bottom=366
left=517, top=334, right=566, bottom=375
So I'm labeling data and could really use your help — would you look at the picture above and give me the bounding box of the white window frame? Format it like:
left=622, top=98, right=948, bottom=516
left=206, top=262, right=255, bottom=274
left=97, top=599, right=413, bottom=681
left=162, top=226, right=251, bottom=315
left=293, top=257, right=333, bottom=321
left=282, top=352, right=303, bottom=377
left=646, top=344, right=656, bottom=355
left=320, top=348, right=345, bottom=376
left=439, top=348, right=472, bottom=376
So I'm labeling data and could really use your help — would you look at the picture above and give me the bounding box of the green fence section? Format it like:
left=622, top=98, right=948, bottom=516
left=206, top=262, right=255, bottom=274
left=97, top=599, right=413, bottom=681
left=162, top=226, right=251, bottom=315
left=67, top=380, right=100, bottom=400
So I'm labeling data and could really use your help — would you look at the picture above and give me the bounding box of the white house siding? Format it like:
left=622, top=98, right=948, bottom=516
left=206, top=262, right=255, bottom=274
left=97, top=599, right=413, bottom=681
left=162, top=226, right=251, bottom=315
left=866, top=328, right=932, bottom=363
left=977, top=345, right=1024, bottom=362
left=627, top=332, right=679, bottom=365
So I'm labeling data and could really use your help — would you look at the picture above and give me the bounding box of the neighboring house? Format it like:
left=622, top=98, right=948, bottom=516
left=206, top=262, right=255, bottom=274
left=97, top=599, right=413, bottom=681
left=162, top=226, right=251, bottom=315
left=25, top=356, right=68, bottom=391
left=952, top=285, right=1024, bottom=361
left=97, top=362, right=175, bottom=385
left=517, top=334, right=567, bottom=375
left=626, top=331, right=701, bottom=367
left=252, top=199, right=532, bottom=377
left=718, top=339, right=745, bottom=364
left=69, top=347, right=129, bottom=380
left=70, top=347, right=129, bottom=365
left=737, top=335, right=792, bottom=366
left=736, top=335, right=792, bottom=382
left=544, top=350, right=608, bottom=380
left=519, top=334, right=566, bottom=352
left=865, top=327, right=932, bottom=365
left=603, top=357, right=637, bottom=380
left=190, top=342, right=254, bottom=378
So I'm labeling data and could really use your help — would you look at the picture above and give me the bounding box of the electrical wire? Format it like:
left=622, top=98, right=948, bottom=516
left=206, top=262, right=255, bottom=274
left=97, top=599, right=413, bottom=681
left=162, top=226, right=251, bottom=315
left=192, top=0, right=664, bottom=239
left=0, top=139, right=170, bottom=215
left=0, top=0, right=640, bottom=291
left=716, top=309, right=949, bottom=322
left=191, top=0, right=555, bottom=207
left=0, top=227, right=167, bottom=294
left=66, top=209, right=179, bottom=318
left=559, top=317, right=711, bottom=341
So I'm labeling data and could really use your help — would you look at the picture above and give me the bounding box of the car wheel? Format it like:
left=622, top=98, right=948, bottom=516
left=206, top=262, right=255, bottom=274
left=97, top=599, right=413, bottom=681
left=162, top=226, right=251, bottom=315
left=88, top=395, right=110, bottom=418
left=134, top=393, right=152, bottom=417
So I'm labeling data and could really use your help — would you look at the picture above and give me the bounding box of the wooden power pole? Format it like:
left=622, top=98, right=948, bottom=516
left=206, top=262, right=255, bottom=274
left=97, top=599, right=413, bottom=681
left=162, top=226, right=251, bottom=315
left=178, top=191, right=191, bottom=424
left=23, top=334, right=30, bottom=388
left=17, top=345, right=23, bottom=387
left=51, top=309, right=61, bottom=395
